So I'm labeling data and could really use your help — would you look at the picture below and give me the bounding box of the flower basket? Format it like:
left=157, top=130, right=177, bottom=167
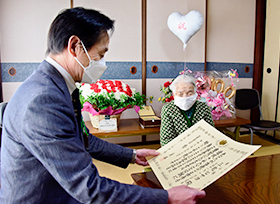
left=77, top=79, right=146, bottom=128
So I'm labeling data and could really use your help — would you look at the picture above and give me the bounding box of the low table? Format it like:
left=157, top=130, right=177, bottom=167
left=85, top=116, right=251, bottom=141
left=85, top=119, right=159, bottom=143
left=131, top=154, right=280, bottom=203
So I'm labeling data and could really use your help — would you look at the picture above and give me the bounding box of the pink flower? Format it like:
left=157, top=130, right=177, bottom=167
left=82, top=102, right=98, bottom=116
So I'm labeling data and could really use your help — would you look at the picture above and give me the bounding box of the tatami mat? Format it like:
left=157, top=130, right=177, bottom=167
left=238, top=134, right=280, bottom=158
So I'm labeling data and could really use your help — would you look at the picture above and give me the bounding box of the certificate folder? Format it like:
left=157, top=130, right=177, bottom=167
left=138, top=105, right=161, bottom=127
left=147, top=119, right=261, bottom=190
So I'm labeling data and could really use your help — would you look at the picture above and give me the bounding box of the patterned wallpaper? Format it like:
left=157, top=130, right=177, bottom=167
left=1, top=61, right=253, bottom=82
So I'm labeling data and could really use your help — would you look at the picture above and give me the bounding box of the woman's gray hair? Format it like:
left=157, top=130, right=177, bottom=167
left=170, top=74, right=197, bottom=93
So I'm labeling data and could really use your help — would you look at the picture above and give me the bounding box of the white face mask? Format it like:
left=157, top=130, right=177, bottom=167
left=74, top=41, right=107, bottom=84
left=174, top=93, right=197, bottom=111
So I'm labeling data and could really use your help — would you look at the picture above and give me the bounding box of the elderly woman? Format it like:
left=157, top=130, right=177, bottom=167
left=160, top=74, right=214, bottom=146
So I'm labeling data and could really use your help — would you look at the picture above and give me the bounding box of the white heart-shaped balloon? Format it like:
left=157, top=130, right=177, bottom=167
left=167, top=10, right=204, bottom=50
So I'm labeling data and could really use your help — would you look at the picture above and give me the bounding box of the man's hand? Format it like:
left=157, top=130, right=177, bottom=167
left=134, top=149, right=159, bottom=166
left=167, top=185, right=206, bottom=204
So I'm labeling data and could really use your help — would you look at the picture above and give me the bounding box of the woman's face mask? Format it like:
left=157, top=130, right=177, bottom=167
left=174, top=93, right=197, bottom=111
left=174, top=82, right=197, bottom=110
left=74, top=41, right=107, bottom=84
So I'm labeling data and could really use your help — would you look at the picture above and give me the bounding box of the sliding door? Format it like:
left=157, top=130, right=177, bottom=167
left=262, top=0, right=280, bottom=139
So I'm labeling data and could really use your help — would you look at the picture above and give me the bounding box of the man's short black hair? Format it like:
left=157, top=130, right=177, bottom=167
left=46, top=7, right=114, bottom=55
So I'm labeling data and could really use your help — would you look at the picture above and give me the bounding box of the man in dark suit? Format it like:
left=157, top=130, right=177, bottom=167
left=0, top=7, right=205, bottom=203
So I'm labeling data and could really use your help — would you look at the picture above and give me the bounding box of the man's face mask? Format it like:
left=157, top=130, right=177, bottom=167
left=74, top=41, right=107, bottom=84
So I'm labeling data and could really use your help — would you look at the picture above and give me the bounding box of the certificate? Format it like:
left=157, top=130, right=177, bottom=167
left=147, top=119, right=261, bottom=190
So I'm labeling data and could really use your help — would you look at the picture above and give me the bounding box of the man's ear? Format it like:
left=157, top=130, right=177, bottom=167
left=67, top=35, right=81, bottom=57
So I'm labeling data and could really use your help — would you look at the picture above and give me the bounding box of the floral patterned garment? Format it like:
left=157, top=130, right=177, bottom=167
left=160, top=100, right=214, bottom=146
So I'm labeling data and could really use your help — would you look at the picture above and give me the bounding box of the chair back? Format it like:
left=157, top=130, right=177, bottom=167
left=0, top=102, right=8, bottom=147
left=235, top=89, right=260, bottom=110
left=0, top=102, right=7, bottom=128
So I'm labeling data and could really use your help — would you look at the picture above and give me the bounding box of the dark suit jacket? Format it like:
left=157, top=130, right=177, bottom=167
left=0, top=61, right=168, bottom=203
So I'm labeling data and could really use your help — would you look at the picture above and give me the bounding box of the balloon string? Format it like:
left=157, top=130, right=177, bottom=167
left=184, top=48, right=187, bottom=70
left=183, top=48, right=187, bottom=74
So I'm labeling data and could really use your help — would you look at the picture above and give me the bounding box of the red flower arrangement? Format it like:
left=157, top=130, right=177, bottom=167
left=158, top=80, right=174, bottom=103
left=77, top=79, right=146, bottom=116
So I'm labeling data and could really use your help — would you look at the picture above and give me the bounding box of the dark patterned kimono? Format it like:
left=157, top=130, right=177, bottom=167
left=160, top=100, right=214, bottom=146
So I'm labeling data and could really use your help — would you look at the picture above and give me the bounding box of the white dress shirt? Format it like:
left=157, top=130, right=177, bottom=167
left=46, top=56, right=76, bottom=95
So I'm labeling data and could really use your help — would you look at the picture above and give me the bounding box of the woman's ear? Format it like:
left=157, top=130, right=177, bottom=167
left=67, top=35, right=81, bottom=57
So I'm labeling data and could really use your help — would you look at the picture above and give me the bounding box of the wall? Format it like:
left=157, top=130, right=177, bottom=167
left=0, top=0, right=70, bottom=101
left=0, top=1, right=256, bottom=143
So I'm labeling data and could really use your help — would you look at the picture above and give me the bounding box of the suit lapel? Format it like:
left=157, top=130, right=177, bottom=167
left=39, top=61, right=85, bottom=146
left=40, top=61, right=69, bottom=92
